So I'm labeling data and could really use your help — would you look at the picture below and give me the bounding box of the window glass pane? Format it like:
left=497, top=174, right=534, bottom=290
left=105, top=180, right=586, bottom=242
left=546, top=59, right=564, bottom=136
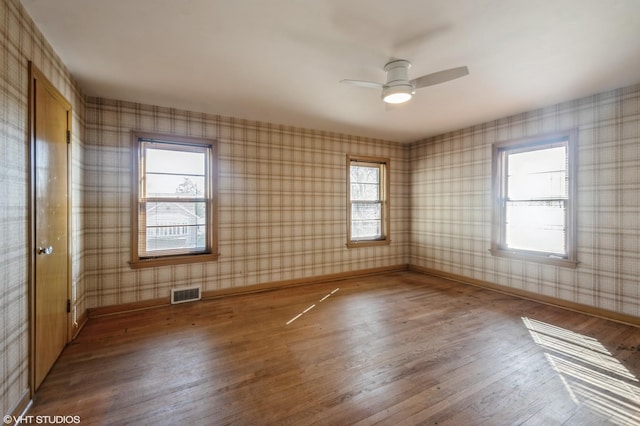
left=352, top=202, right=381, bottom=221
left=505, top=200, right=566, bottom=254
left=146, top=175, right=205, bottom=199
left=507, top=146, right=567, bottom=200
left=350, top=164, right=380, bottom=201
left=351, top=183, right=380, bottom=201
left=144, top=201, right=207, bottom=253
left=146, top=147, right=205, bottom=175
left=352, top=202, right=382, bottom=239
left=350, top=165, right=379, bottom=184
left=351, top=220, right=381, bottom=240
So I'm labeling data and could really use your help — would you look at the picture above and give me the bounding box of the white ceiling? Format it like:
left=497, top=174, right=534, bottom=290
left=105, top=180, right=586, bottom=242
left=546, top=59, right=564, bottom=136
left=21, top=0, right=640, bottom=143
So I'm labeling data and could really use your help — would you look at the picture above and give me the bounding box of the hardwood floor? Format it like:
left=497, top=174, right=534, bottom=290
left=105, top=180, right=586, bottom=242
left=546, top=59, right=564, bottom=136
left=29, top=272, right=640, bottom=425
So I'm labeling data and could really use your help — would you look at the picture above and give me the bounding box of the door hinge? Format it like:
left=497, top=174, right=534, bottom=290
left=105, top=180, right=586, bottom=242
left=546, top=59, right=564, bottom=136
left=67, top=299, right=71, bottom=313
left=66, top=130, right=71, bottom=144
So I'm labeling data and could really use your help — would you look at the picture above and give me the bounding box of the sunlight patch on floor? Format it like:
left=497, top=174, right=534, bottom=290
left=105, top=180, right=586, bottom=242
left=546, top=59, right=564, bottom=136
left=522, top=317, right=640, bottom=425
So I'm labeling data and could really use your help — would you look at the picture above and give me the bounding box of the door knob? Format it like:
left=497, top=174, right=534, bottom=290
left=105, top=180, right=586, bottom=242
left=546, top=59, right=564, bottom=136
left=38, top=246, right=53, bottom=255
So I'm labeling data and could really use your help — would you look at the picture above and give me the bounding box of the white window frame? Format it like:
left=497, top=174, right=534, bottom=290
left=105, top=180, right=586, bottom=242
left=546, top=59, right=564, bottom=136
left=346, top=155, right=390, bottom=248
left=130, top=132, right=218, bottom=268
left=490, top=131, right=577, bottom=268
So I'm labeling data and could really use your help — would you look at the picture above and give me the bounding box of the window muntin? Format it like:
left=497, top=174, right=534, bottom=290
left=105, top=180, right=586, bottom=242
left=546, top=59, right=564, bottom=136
left=492, top=133, right=576, bottom=267
left=131, top=132, right=218, bottom=268
left=347, top=156, right=390, bottom=247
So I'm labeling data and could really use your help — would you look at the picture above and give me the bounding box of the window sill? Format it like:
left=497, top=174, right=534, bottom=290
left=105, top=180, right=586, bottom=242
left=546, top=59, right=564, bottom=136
left=346, top=239, right=390, bottom=248
left=489, top=248, right=578, bottom=269
left=129, top=252, right=219, bottom=269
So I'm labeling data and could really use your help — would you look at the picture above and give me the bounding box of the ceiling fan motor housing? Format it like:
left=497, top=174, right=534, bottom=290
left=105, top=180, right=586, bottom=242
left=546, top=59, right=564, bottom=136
left=384, top=60, right=412, bottom=85
left=382, top=59, right=415, bottom=103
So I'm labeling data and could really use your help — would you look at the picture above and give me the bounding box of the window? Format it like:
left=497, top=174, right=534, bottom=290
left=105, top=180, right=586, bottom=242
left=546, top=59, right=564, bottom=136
left=130, top=132, right=218, bottom=268
left=347, top=155, right=390, bottom=247
left=491, top=132, right=577, bottom=268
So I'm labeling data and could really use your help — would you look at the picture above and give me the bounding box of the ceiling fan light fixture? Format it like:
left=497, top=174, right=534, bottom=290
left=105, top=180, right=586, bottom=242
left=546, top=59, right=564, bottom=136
left=341, top=58, right=469, bottom=106
left=382, top=84, right=414, bottom=104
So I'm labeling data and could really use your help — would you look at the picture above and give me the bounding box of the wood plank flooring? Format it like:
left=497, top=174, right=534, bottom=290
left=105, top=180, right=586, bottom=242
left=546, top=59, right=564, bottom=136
left=29, top=272, right=640, bottom=425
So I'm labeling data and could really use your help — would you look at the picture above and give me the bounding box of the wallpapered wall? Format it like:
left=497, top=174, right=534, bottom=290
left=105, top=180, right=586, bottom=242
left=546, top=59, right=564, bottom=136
left=83, top=98, right=410, bottom=309
left=410, top=84, right=640, bottom=318
left=1, top=0, right=86, bottom=416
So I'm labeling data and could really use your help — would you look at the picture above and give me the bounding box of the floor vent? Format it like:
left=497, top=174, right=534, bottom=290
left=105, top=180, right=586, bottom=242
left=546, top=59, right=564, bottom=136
left=171, top=286, right=201, bottom=304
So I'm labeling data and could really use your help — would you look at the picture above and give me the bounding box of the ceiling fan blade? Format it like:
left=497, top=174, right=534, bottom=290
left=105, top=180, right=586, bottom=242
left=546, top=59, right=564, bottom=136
left=340, top=79, right=384, bottom=90
left=411, top=66, right=469, bottom=89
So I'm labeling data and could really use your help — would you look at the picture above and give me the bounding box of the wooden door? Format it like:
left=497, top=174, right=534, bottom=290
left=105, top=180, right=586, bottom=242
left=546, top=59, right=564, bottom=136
left=29, top=63, right=71, bottom=391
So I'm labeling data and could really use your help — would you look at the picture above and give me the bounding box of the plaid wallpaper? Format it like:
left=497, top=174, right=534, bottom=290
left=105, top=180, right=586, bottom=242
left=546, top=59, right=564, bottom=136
left=84, top=98, right=410, bottom=308
left=410, top=84, right=640, bottom=318
left=1, top=0, right=86, bottom=416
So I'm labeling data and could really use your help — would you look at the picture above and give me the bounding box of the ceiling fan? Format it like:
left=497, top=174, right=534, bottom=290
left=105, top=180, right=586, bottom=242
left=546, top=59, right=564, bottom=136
left=341, top=59, right=469, bottom=104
